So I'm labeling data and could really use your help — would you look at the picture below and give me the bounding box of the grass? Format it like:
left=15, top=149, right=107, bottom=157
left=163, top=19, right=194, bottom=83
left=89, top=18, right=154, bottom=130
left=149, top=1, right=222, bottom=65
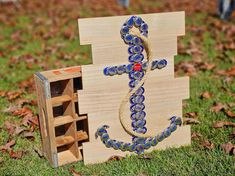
left=0, top=1, right=235, bottom=175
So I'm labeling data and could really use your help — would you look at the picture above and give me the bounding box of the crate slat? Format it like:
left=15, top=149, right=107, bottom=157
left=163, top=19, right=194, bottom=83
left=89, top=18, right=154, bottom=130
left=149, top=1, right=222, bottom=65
left=51, top=95, right=72, bottom=106
left=56, top=135, right=75, bottom=147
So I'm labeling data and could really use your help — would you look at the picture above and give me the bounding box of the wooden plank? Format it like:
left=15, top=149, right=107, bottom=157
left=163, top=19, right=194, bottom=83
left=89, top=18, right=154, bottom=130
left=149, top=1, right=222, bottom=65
left=78, top=12, right=185, bottom=45
left=54, top=115, right=74, bottom=127
left=83, top=125, right=191, bottom=165
left=80, top=56, right=175, bottom=91
left=91, top=36, right=177, bottom=65
left=40, top=66, right=82, bottom=83
left=78, top=77, right=189, bottom=114
left=77, top=130, right=88, bottom=142
left=51, top=95, right=72, bottom=106
left=56, top=136, right=75, bottom=147
left=58, top=150, right=78, bottom=166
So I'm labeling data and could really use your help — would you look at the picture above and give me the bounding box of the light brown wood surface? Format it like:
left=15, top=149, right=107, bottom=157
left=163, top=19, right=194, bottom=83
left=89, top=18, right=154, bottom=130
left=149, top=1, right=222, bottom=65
left=78, top=12, right=190, bottom=165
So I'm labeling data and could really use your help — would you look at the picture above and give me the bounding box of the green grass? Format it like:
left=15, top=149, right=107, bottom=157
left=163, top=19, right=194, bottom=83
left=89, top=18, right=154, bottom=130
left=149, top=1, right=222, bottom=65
left=0, top=1, right=235, bottom=176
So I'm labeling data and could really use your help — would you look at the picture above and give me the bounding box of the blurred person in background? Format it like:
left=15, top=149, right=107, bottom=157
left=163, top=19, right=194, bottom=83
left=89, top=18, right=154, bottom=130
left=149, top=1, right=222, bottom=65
left=218, top=0, right=235, bottom=20
left=117, top=0, right=234, bottom=20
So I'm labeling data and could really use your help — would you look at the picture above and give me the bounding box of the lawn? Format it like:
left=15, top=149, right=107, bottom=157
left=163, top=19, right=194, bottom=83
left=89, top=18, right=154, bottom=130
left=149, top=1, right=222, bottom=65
left=0, top=0, right=234, bottom=175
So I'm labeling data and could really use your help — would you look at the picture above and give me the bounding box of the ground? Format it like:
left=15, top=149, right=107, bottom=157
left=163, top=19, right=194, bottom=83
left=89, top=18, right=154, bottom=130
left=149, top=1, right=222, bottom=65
left=0, top=0, right=234, bottom=175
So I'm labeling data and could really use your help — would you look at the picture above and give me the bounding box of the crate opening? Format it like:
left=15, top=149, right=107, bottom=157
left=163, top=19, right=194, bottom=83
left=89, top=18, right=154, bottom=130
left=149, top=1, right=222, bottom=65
left=53, top=101, right=71, bottom=118
left=50, top=79, right=70, bottom=97
left=55, top=123, right=72, bottom=137
left=73, top=77, right=83, bottom=93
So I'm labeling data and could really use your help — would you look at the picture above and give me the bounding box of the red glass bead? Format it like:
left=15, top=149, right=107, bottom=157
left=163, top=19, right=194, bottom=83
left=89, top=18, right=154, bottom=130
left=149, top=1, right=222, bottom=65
left=133, top=63, right=142, bottom=71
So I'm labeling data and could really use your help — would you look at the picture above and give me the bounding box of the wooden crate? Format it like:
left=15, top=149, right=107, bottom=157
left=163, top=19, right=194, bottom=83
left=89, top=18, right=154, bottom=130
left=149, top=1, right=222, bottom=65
left=34, top=66, right=89, bottom=167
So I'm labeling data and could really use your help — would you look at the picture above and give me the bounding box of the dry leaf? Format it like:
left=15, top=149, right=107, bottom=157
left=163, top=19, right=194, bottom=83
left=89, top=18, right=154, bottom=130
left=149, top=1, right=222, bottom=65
left=191, top=132, right=202, bottom=139
left=69, top=167, right=82, bottom=176
left=108, top=155, right=124, bottom=161
left=9, top=150, right=23, bottom=159
left=185, top=112, right=198, bottom=118
left=0, top=140, right=16, bottom=151
left=229, top=130, right=235, bottom=138
left=212, top=121, right=235, bottom=128
left=183, top=118, right=200, bottom=124
left=201, top=91, right=213, bottom=99
left=221, top=142, right=235, bottom=155
left=201, top=140, right=214, bottom=150
left=217, top=66, right=235, bottom=77
left=22, top=132, right=35, bottom=140
left=210, top=103, right=226, bottom=113
left=225, top=111, right=235, bottom=118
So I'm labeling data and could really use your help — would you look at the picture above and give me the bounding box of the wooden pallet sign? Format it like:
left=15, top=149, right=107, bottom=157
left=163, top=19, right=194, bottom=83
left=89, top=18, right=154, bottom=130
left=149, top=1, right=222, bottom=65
left=78, top=12, right=191, bottom=165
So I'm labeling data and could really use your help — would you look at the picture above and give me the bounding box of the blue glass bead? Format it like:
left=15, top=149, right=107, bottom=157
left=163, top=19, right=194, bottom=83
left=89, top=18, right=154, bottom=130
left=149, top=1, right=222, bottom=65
left=128, top=144, right=136, bottom=152
left=144, top=141, right=151, bottom=149
left=126, top=64, right=133, bottom=73
left=126, top=16, right=135, bottom=27
left=170, top=116, right=177, bottom=123
left=169, top=124, right=177, bottom=132
left=120, top=25, right=129, bottom=35
left=130, top=54, right=144, bottom=62
left=133, top=37, right=142, bottom=45
left=141, top=31, right=148, bottom=37
left=134, top=16, right=143, bottom=27
left=130, top=103, right=145, bottom=112
left=129, top=71, right=135, bottom=79
left=151, top=60, right=158, bottom=70
left=135, top=144, right=144, bottom=154
left=105, top=139, right=113, bottom=148
left=151, top=137, right=158, bottom=146
left=113, top=141, right=121, bottom=150
left=131, top=111, right=146, bottom=120
left=123, top=143, right=131, bottom=151
left=101, top=133, right=109, bottom=141
left=134, top=87, right=144, bottom=95
left=129, top=55, right=135, bottom=62
left=135, top=127, right=147, bottom=134
left=119, top=142, right=126, bottom=151
left=164, top=128, right=171, bottom=137
left=158, top=133, right=165, bottom=142
left=117, top=65, right=126, bottom=74
left=108, top=66, right=117, bottom=76
left=140, top=23, right=148, bottom=31
left=103, top=67, right=109, bottom=75
left=97, top=128, right=107, bottom=136
left=132, top=45, right=143, bottom=54
left=132, top=119, right=146, bottom=128
left=130, top=95, right=145, bottom=104
left=129, top=79, right=139, bottom=88
left=133, top=71, right=144, bottom=80
left=133, top=137, right=146, bottom=144
left=157, top=59, right=167, bottom=69
left=124, top=34, right=133, bottom=44
left=128, top=46, right=134, bottom=54
left=142, top=62, right=148, bottom=70
left=175, top=117, right=182, bottom=126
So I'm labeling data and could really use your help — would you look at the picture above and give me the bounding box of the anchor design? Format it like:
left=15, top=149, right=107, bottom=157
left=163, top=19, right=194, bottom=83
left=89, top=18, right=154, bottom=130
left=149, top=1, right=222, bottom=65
left=96, top=16, right=182, bottom=154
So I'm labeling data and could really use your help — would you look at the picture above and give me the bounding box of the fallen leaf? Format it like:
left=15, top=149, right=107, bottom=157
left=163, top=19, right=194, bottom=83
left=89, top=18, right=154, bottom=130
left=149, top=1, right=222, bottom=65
left=210, top=103, right=226, bottom=113
left=13, top=126, right=25, bottom=136
left=199, top=62, right=216, bottom=71
left=108, top=155, right=124, bottom=161
left=185, top=112, right=197, bottom=118
left=0, top=140, right=15, bottom=151
left=69, top=167, right=82, bottom=176
left=22, top=132, right=35, bottom=140
left=201, top=140, right=214, bottom=150
left=212, top=121, right=235, bottom=128
left=9, top=150, right=23, bottom=159
left=217, top=66, right=235, bottom=77
left=183, top=118, right=200, bottom=124
left=201, top=91, right=213, bottom=99
left=225, top=111, right=235, bottom=118
left=2, top=105, right=21, bottom=114
left=221, top=142, right=235, bottom=155
left=4, top=121, right=16, bottom=135
left=191, top=132, right=202, bottom=139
